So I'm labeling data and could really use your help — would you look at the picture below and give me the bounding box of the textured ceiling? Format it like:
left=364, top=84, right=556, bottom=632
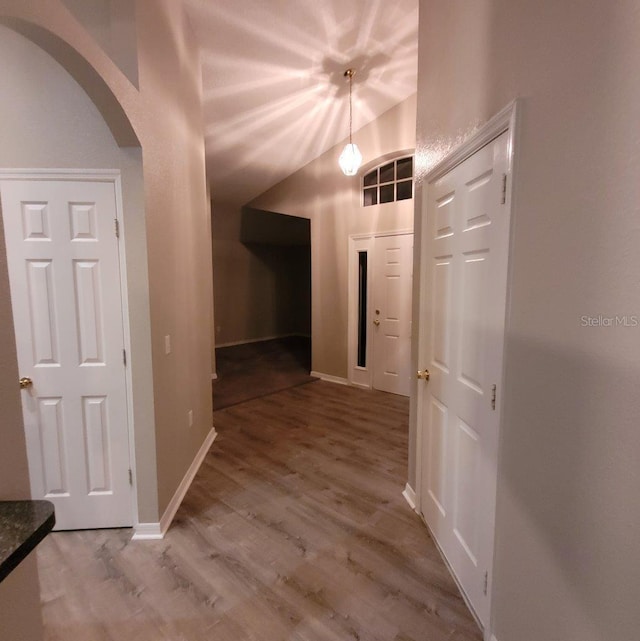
left=183, top=0, right=419, bottom=208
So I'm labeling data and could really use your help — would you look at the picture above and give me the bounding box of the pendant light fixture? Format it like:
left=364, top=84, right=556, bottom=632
left=338, top=68, right=362, bottom=176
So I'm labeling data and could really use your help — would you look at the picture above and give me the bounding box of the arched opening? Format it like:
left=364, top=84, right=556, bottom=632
left=0, top=19, right=155, bottom=530
left=0, top=16, right=140, bottom=147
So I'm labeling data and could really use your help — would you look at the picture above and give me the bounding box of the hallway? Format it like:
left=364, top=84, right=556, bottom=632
left=37, top=382, right=481, bottom=641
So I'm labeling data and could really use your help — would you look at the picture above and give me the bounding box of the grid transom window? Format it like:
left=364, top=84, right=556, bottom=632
left=362, top=156, right=413, bottom=207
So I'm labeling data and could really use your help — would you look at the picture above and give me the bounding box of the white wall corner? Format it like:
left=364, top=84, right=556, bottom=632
left=402, top=483, right=418, bottom=511
left=132, top=427, right=217, bottom=541
left=310, top=371, right=349, bottom=386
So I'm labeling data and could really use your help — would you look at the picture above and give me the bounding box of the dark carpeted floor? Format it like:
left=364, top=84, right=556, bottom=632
left=212, top=336, right=317, bottom=410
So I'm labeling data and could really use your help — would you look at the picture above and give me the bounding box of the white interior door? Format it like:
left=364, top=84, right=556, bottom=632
left=418, top=131, right=511, bottom=628
left=1, top=177, right=133, bottom=530
left=372, top=233, right=413, bottom=396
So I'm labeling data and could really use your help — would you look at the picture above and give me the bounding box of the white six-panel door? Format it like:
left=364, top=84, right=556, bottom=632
left=418, top=131, right=511, bottom=629
left=1, top=177, right=132, bottom=530
left=372, top=233, right=413, bottom=396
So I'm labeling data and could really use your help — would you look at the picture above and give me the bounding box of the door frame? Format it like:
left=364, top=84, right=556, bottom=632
left=0, top=168, right=138, bottom=526
left=348, top=228, right=413, bottom=389
left=413, top=100, right=519, bottom=639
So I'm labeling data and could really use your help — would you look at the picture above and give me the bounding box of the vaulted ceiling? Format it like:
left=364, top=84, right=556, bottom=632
left=183, top=0, right=419, bottom=208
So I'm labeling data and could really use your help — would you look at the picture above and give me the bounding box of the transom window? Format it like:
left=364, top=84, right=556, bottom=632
left=362, top=156, right=413, bottom=207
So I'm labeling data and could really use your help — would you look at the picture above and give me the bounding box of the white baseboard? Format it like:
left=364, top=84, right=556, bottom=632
left=131, top=522, right=163, bottom=540
left=216, top=333, right=309, bottom=348
left=311, top=371, right=349, bottom=386
left=132, top=426, right=217, bottom=540
left=402, top=483, right=417, bottom=511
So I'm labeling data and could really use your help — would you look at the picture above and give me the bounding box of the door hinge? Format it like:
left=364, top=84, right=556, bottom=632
left=128, top=468, right=133, bottom=486
left=115, top=218, right=120, bottom=238
left=491, top=384, right=497, bottom=410
left=123, top=349, right=127, bottom=366
left=483, top=570, right=489, bottom=596
left=501, top=173, right=508, bottom=205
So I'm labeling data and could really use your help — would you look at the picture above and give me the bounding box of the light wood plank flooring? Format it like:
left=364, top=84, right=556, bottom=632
left=37, top=381, right=482, bottom=641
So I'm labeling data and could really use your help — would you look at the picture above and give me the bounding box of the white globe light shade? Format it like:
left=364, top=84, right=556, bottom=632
left=339, top=143, right=363, bottom=176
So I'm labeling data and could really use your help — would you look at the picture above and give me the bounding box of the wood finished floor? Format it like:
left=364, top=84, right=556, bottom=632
left=213, top=337, right=316, bottom=410
left=37, top=382, right=482, bottom=641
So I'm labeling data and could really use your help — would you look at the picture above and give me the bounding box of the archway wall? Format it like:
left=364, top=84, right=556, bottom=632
left=0, top=0, right=214, bottom=524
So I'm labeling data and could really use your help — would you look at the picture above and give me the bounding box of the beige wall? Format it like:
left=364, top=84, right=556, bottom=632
left=251, top=95, right=417, bottom=377
left=60, top=0, right=138, bottom=86
left=414, top=1, right=640, bottom=639
left=0, top=206, right=30, bottom=499
left=212, top=205, right=310, bottom=346
left=0, top=555, right=44, bottom=641
left=135, top=0, right=213, bottom=517
left=0, top=183, right=43, bottom=641
left=0, top=0, right=214, bottom=523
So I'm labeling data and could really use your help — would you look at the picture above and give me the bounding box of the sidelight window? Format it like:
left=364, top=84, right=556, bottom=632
left=357, top=251, right=368, bottom=367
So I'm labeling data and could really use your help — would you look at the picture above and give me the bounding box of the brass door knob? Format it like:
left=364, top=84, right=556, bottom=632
left=20, top=377, right=33, bottom=389
left=416, top=369, right=430, bottom=381
left=373, top=319, right=380, bottom=326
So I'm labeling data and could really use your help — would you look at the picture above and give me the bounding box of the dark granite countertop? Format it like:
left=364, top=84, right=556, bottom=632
left=0, top=500, right=55, bottom=582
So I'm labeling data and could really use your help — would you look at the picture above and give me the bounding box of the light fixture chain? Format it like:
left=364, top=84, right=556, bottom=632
left=348, top=70, right=353, bottom=145
left=338, top=68, right=362, bottom=176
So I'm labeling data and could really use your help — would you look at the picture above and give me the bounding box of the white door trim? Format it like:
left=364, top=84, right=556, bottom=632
left=0, top=168, right=137, bottom=527
left=349, top=229, right=413, bottom=240
left=414, top=100, right=519, bottom=641
left=348, top=229, right=413, bottom=389
left=421, top=101, right=518, bottom=183
left=0, top=168, right=122, bottom=181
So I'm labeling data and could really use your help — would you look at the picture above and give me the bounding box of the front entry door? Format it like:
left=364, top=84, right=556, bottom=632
left=418, top=131, right=511, bottom=628
left=372, top=233, right=413, bottom=396
left=1, top=176, right=132, bottom=530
